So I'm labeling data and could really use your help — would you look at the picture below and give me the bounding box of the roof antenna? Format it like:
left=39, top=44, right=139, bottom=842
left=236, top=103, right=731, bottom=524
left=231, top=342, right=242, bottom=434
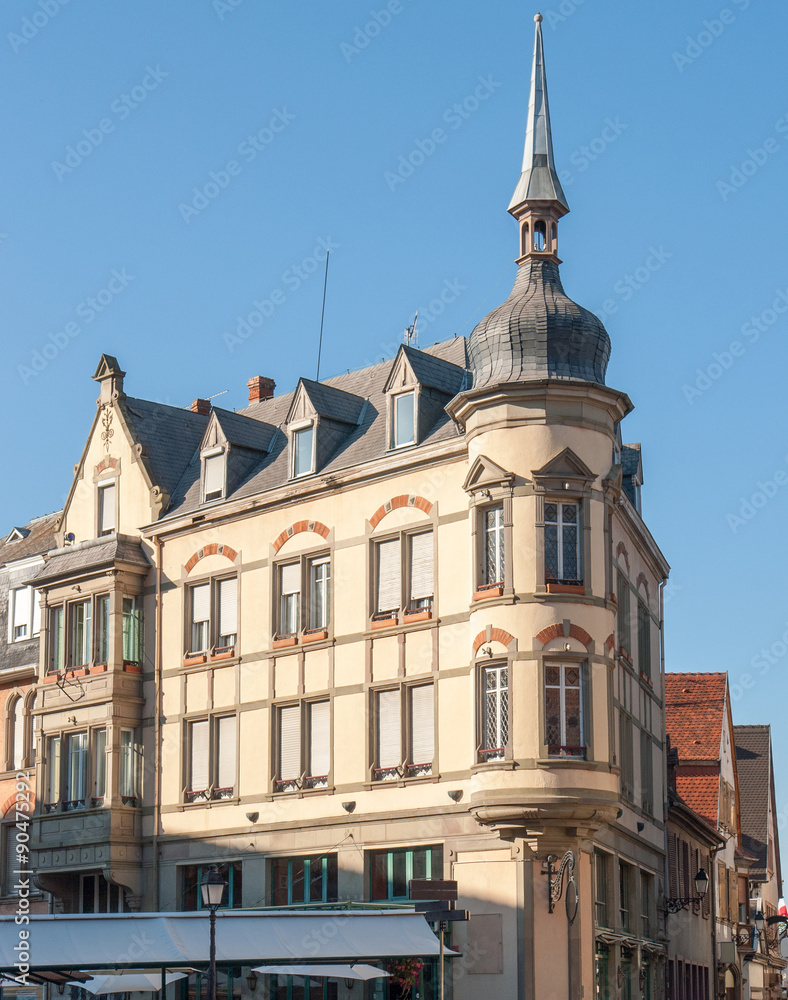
left=404, top=311, right=418, bottom=347
left=315, top=250, right=331, bottom=382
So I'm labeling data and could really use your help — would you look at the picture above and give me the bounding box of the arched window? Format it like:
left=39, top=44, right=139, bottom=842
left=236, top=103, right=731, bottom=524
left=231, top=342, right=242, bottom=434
left=9, top=697, right=23, bottom=771
left=534, top=221, right=547, bottom=252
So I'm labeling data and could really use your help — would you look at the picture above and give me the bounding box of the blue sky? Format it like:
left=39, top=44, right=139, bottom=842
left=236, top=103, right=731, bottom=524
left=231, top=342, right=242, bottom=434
left=2, top=1, right=787, bottom=869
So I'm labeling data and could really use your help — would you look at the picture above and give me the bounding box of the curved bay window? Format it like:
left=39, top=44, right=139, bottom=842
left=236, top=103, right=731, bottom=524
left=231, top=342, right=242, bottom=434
left=479, top=663, right=509, bottom=762
left=544, top=501, right=581, bottom=586
left=544, top=663, right=585, bottom=759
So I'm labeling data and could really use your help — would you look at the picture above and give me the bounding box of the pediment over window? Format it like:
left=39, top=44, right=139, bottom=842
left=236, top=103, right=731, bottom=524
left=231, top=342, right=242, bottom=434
left=462, top=455, right=515, bottom=493
left=532, top=448, right=595, bottom=488
left=198, top=408, right=272, bottom=503
left=285, top=379, right=366, bottom=478
left=383, top=345, right=466, bottom=397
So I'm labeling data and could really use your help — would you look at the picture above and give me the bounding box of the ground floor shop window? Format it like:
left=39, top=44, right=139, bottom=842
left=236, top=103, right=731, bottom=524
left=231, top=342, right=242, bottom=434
left=180, top=861, right=242, bottom=910
left=368, top=845, right=442, bottom=902
left=179, top=969, right=241, bottom=1000
left=595, top=944, right=610, bottom=1000
left=272, top=977, right=337, bottom=1000
left=368, top=961, right=435, bottom=1000
left=271, top=854, right=338, bottom=905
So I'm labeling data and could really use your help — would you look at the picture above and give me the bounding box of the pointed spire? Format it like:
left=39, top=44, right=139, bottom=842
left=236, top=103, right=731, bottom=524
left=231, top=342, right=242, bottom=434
left=509, top=13, right=568, bottom=215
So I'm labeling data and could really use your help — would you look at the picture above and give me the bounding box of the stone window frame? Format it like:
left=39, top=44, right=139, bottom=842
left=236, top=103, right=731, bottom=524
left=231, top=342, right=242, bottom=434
left=270, top=696, right=333, bottom=795
left=271, top=545, right=333, bottom=645
left=367, top=680, right=437, bottom=784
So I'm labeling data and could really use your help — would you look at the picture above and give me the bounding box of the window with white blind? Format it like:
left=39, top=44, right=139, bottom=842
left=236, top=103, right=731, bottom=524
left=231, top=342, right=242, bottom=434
left=292, top=424, right=315, bottom=478
left=120, top=728, right=142, bottom=804
left=274, top=700, right=331, bottom=792
left=8, top=698, right=24, bottom=771
left=98, top=481, right=116, bottom=535
left=373, top=683, right=435, bottom=780
left=203, top=452, right=226, bottom=502
left=9, top=586, right=40, bottom=642
left=392, top=392, right=416, bottom=448
left=186, top=715, right=237, bottom=802
left=274, top=555, right=331, bottom=638
left=186, top=577, right=238, bottom=656
left=373, top=530, right=434, bottom=620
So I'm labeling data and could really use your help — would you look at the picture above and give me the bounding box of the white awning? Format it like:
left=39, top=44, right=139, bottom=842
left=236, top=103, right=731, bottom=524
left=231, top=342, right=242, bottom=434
left=0, top=911, right=449, bottom=972
left=254, top=965, right=389, bottom=982
left=72, top=972, right=189, bottom=994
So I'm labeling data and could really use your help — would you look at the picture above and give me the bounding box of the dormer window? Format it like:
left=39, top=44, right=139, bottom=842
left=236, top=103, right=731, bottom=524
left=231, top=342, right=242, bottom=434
left=97, top=480, right=116, bottom=535
left=202, top=449, right=225, bottom=502
left=292, top=424, right=315, bottom=478
left=392, top=392, right=416, bottom=448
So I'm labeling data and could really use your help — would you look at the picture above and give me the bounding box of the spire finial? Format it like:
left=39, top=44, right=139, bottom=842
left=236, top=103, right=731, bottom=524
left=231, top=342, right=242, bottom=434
left=507, top=11, right=568, bottom=262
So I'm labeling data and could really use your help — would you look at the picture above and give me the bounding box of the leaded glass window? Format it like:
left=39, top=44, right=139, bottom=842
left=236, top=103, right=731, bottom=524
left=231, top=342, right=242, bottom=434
left=484, top=506, right=505, bottom=585
left=544, top=664, right=585, bottom=757
left=481, top=664, right=508, bottom=761
left=544, top=501, right=580, bottom=584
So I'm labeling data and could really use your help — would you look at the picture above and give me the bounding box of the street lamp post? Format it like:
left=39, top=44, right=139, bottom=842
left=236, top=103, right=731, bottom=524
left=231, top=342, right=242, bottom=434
left=201, top=866, right=227, bottom=1000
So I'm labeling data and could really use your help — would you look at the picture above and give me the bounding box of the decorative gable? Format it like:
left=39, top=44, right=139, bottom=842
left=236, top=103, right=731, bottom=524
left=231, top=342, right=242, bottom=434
left=462, top=455, right=515, bottom=493
left=532, top=447, right=595, bottom=490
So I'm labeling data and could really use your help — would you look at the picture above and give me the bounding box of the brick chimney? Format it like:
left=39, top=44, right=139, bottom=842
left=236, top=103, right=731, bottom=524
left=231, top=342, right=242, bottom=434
left=247, top=376, right=276, bottom=403
left=190, top=398, right=211, bottom=415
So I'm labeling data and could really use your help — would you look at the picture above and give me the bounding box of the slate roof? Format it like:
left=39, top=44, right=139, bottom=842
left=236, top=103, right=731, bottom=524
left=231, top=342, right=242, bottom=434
left=122, top=396, right=209, bottom=501
left=665, top=673, right=727, bottom=761
left=212, top=408, right=273, bottom=452
left=401, top=345, right=467, bottom=395
left=163, top=337, right=470, bottom=520
left=734, top=725, right=772, bottom=881
left=622, top=443, right=642, bottom=478
left=31, top=534, right=150, bottom=585
left=0, top=511, right=60, bottom=568
left=467, top=259, right=611, bottom=389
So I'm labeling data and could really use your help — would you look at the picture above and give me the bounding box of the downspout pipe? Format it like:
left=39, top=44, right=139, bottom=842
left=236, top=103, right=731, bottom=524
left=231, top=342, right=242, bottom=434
left=152, top=534, right=163, bottom=911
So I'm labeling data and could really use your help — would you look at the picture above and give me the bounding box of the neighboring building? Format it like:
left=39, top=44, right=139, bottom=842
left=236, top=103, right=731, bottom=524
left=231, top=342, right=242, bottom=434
left=665, top=674, right=754, bottom=1000
left=734, top=725, right=786, bottom=1000
left=664, top=735, right=724, bottom=1000
left=0, top=511, right=59, bottom=920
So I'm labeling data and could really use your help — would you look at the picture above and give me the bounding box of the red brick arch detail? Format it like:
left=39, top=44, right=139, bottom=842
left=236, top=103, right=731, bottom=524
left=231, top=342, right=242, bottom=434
left=473, top=628, right=515, bottom=654
left=616, top=542, right=630, bottom=571
left=272, top=520, right=331, bottom=554
left=95, top=456, right=118, bottom=475
left=605, top=633, right=616, bottom=653
left=636, top=573, right=650, bottom=600
left=370, top=495, right=433, bottom=528
left=536, top=622, right=593, bottom=649
left=1, top=791, right=35, bottom=818
left=184, top=543, right=239, bottom=573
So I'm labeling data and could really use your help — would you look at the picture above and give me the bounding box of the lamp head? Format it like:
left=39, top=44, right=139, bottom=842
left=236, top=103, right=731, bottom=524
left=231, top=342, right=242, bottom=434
left=694, top=867, right=709, bottom=898
left=200, top=865, right=227, bottom=909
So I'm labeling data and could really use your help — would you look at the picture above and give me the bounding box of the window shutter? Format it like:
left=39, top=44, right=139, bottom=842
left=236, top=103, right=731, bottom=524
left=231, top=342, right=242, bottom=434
left=376, top=539, right=401, bottom=613
left=191, top=584, right=210, bottom=624
left=667, top=834, right=678, bottom=898
left=377, top=689, right=401, bottom=768
left=279, top=563, right=301, bottom=596
left=218, top=578, right=238, bottom=641
left=4, top=827, right=17, bottom=894
left=12, top=589, right=30, bottom=638
left=204, top=455, right=224, bottom=498
left=728, top=869, right=737, bottom=922
left=308, top=701, right=330, bottom=778
left=216, top=716, right=236, bottom=789
left=702, top=854, right=711, bottom=917
left=11, top=700, right=24, bottom=769
left=189, top=720, right=209, bottom=792
left=409, top=533, right=434, bottom=602
left=278, top=706, right=301, bottom=780
left=99, top=483, right=115, bottom=533
left=409, top=684, right=434, bottom=765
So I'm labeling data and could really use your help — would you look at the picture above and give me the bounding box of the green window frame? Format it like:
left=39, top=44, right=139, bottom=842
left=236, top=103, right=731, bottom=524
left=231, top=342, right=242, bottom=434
left=369, top=845, right=442, bottom=902
left=122, top=596, right=143, bottom=666
left=270, top=854, right=338, bottom=906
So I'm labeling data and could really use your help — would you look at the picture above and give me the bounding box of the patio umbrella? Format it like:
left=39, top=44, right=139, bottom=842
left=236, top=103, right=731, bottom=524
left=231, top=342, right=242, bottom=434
left=253, top=965, right=389, bottom=981
left=69, top=972, right=189, bottom=994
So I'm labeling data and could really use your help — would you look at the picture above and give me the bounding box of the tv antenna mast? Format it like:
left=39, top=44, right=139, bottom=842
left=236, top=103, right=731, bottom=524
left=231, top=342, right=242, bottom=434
left=404, top=312, right=418, bottom=347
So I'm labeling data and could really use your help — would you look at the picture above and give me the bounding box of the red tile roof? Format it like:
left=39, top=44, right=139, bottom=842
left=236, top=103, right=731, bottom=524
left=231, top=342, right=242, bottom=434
left=665, top=672, right=728, bottom=761
left=675, top=767, right=719, bottom=827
